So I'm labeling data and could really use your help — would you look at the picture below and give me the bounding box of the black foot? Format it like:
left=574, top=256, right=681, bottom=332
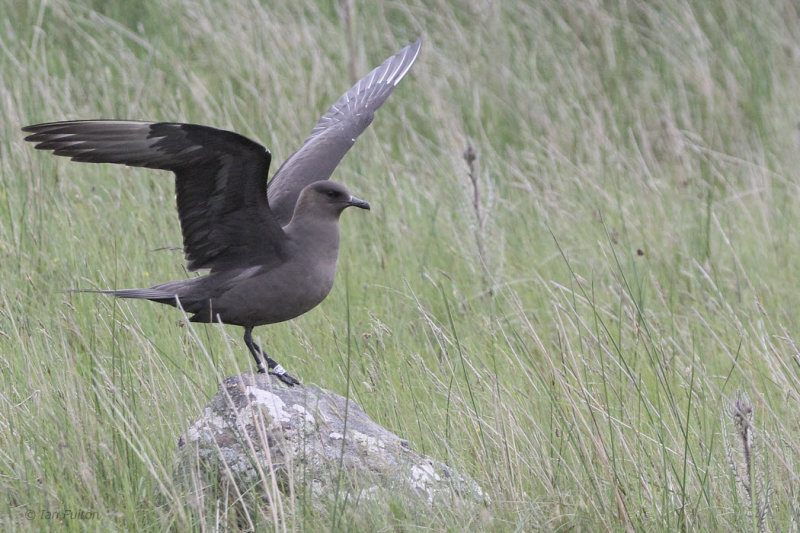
left=270, top=368, right=301, bottom=386
left=255, top=361, right=300, bottom=386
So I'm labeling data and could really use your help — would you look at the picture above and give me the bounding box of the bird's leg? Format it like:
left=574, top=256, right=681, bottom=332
left=243, top=326, right=268, bottom=374
left=243, top=327, right=300, bottom=386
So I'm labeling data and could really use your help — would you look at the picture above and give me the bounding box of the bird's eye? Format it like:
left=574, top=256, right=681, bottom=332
left=326, top=190, right=339, bottom=198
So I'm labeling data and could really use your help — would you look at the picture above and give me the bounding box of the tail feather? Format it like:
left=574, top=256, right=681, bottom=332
left=75, top=288, right=178, bottom=303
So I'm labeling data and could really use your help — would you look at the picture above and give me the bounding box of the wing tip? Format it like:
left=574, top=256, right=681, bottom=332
left=388, top=37, right=423, bottom=86
left=21, top=119, right=158, bottom=137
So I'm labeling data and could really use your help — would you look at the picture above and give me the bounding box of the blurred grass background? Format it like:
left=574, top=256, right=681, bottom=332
left=3, top=0, right=800, bottom=530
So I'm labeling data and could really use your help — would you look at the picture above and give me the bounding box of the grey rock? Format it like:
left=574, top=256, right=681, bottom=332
left=174, top=373, right=484, bottom=519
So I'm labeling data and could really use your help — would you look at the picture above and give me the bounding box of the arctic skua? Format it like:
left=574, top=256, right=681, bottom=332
left=23, top=38, right=422, bottom=385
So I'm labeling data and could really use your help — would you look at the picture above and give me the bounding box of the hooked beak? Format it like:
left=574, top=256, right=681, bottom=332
left=348, top=195, right=371, bottom=210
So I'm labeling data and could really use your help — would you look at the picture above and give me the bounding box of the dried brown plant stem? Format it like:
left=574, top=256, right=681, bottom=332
left=463, top=144, right=492, bottom=295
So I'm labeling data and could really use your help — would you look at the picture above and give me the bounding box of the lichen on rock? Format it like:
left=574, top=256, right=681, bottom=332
left=174, top=372, right=484, bottom=523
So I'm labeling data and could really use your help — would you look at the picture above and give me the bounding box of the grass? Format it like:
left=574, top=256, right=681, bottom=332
left=2, top=0, right=800, bottom=530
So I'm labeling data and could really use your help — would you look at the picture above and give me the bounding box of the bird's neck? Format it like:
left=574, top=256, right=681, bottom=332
left=284, top=214, right=341, bottom=262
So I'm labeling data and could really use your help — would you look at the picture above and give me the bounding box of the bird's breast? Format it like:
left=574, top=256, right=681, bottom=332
left=215, top=250, right=338, bottom=327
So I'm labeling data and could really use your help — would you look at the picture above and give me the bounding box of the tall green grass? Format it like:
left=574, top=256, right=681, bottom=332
left=2, top=0, right=800, bottom=529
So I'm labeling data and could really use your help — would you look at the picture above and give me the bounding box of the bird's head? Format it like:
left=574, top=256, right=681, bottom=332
left=291, top=181, right=370, bottom=222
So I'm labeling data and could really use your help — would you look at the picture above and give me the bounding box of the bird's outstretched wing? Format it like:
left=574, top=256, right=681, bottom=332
left=22, top=120, right=287, bottom=271
left=267, top=38, right=422, bottom=225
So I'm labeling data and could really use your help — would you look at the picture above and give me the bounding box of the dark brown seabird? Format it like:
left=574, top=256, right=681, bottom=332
left=23, top=38, right=422, bottom=386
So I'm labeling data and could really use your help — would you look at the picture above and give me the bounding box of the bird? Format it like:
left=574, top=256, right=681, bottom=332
left=22, top=38, right=422, bottom=386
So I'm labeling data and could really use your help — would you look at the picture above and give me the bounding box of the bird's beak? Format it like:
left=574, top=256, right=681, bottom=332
left=348, top=196, right=371, bottom=210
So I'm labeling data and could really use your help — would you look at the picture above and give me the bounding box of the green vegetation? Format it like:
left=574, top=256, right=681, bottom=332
left=2, top=0, right=800, bottom=530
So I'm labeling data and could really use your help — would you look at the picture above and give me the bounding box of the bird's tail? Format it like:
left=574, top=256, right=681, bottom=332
left=76, top=288, right=179, bottom=305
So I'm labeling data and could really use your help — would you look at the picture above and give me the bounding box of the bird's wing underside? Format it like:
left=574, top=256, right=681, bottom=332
left=267, top=38, right=422, bottom=225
